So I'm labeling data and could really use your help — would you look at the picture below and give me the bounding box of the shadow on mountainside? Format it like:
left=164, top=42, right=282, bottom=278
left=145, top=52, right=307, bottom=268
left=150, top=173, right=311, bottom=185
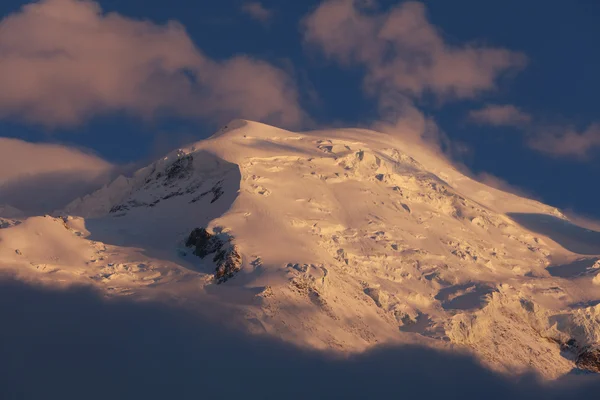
left=547, top=257, right=600, bottom=278
left=1, top=275, right=599, bottom=400
left=508, top=213, right=600, bottom=255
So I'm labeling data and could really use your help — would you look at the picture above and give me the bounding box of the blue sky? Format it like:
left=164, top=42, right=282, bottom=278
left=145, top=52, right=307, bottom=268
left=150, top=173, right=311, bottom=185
left=0, top=0, right=598, bottom=218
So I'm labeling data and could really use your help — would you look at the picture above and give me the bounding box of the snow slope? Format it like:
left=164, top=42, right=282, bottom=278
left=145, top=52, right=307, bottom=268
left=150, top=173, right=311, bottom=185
left=2, top=119, right=600, bottom=378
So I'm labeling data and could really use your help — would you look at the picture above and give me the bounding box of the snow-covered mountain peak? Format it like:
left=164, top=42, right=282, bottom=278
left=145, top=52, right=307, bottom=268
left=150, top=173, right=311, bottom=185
left=65, top=119, right=563, bottom=220
left=3, top=121, right=600, bottom=378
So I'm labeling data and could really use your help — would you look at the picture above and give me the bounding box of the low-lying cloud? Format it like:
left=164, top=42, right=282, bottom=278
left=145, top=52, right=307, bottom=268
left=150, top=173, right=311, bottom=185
left=0, top=138, right=116, bottom=215
left=0, top=0, right=304, bottom=128
left=0, top=137, right=113, bottom=185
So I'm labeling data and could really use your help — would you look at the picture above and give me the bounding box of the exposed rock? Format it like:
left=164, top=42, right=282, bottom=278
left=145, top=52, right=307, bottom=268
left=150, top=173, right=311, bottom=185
left=109, top=199, right=160, bottom=214
left=190, top=181, right=224, bottom=204
left=186, top=228, right=220, bottom=257
left=364, top=287, right=388, bottom=308
left=577, top=345, right=600, bottom=373
left=162, top=191, right=184, bottom=200
left=165, top=154, right=194, bottom=183
left=547, top=338, right=600, bottom=374
left=186, top=228, right=242, bottom=283
left=0, top=218, right=21, bottom=229
left=256, top=285, right=274, bottom=299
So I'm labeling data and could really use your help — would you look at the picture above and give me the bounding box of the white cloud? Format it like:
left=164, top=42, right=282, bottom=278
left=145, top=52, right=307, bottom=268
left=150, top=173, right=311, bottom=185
left=468, top=104, right=532, bottom=127
left=528, top=123, right=600, bottom=159
left=303, top=0, right=527, bottom=100
left=467, top=104, right=599, bottom=159
left=0, top=137, right=112, bottom=184
left=0, top=0, right=304, bottom=128
left=0, top=137, right=115, bottom=214
left=302, top=0, right=527, bottom=154
left=241, top=2, right=273, bottom=24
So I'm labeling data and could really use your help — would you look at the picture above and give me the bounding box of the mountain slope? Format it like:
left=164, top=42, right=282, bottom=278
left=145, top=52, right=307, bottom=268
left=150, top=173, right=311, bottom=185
left=2, top=120, right=599, bottom=378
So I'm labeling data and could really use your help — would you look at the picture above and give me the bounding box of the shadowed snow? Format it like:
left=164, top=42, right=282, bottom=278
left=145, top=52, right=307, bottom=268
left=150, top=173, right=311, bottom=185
left=508, top=213, right=600, bottom=255
left=1, top=276, right=599, bottom=400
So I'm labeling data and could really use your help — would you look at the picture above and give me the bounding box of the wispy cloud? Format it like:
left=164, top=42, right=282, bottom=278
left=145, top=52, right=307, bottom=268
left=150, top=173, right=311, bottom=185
left=302, top=0, right=526, bottom=153
left=0, top=138, right=112, bottom=185
left=303, top=0, right=526, bottom=101
left=528, top=123, right=600, bottom=159
left=562, top=208, right=600, bottom=233
left=241, top=2, right=273, bottom=24
left=474, top=172, right=539, bottom=200
left=0, top=0, right=304, bottom=128
left=468, top=104, right=532, bottom=127
left=467, top=103, right=599, bottom=159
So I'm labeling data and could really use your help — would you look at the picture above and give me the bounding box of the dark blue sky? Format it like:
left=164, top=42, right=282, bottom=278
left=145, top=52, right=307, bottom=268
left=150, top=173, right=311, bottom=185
left=0, top=0, right=598, bottom=218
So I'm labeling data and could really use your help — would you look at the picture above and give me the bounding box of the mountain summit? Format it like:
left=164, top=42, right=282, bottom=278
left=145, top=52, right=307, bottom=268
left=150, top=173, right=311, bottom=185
left=2, top=120, right=599, bottom=378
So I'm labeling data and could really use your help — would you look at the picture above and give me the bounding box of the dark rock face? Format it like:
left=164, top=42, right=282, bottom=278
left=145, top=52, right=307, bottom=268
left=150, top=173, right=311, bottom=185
left=186, top=228, right=221, bottom=258
left=577, top=345, right=600, bottom=373
left=165, top=154, right=194, bottom=183
left=109, top=199, right=160, bottom=215
left=0, top=218, right=21, bottom=229
left=190, top=181, right=224, bottom=204
left=551, top=337, right=600, bottom=374
left=186, top=228, right=242, bottom=283
left=108, top=153, right=229, bottom=217
left=213, top=247, right=242, bottom=281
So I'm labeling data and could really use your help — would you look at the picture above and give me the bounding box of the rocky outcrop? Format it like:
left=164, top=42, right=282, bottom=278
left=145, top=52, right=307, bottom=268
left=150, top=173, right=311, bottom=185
left=577, top=345, right=600, bottom=373
left=164, top=154, right=194, bottom=183
left=185, top=228, right=242, bottom=283
left=551, top=338, right=600, bottom=374
left=0, top=218, right=21, bottom=229
left=190, top=181, right=224, bottom=204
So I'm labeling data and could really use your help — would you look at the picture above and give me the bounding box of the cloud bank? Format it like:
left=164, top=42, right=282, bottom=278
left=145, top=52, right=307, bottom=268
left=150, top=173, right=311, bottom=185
left=0, top=138, right=115, bottom=215
left=0, top=137, right=112, bottom=185
left=0, top=0, right=304, bottom=128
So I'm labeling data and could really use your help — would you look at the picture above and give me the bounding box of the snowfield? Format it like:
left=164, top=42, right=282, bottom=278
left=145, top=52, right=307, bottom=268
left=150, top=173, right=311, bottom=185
left=1, top=120, right=599, bottom=379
